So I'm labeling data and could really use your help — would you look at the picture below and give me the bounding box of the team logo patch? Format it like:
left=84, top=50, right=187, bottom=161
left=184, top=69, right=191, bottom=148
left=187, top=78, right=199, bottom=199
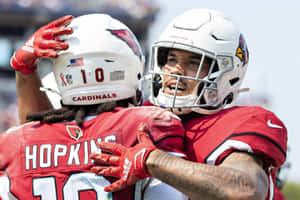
left=60, top=73, right=73, bottom=86
left=66, top=125, right=83, bottom=140
left=235, top=34, right=249, bottom=66
left=107, top=29, right=142, bottom=60
left=60, top=73, right=67, bottom=86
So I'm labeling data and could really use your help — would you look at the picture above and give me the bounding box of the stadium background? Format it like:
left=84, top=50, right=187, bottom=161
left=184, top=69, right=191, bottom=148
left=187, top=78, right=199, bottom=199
left=0, top=0, right=299, bottom=198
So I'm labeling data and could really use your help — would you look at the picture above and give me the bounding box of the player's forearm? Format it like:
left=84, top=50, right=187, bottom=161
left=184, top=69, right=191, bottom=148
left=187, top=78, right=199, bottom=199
left=16, top=71, right=52, bottom=124
left=146, top=149, right=267, bottom=200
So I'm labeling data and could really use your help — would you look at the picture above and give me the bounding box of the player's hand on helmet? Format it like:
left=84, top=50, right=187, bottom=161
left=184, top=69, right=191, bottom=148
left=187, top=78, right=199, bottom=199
left=11, top=15, right=74, bottom=74
left=90, top=124, right=157, bottom=192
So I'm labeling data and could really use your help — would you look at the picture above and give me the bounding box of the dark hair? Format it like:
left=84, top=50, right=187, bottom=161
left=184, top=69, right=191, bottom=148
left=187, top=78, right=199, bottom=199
left=157, top=47, right=169, bottom=67
left=26, top=98, right=133, bottom=127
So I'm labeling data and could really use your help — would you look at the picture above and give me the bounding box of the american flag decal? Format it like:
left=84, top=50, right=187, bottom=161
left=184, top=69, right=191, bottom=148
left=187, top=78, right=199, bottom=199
left=107, top=29, right=142, bottom=60
left=69, top=57, right=84, bottom=67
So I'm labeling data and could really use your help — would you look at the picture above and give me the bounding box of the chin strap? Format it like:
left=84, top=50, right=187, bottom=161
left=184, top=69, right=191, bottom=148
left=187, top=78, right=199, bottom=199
left=238, top=88, right=250, bottom=93
left=40, top=87, right=61, bottom=96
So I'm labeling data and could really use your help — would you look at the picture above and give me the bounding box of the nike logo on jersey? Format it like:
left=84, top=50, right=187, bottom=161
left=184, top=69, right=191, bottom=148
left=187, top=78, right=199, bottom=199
left=267, top=120, right=283, bottom=129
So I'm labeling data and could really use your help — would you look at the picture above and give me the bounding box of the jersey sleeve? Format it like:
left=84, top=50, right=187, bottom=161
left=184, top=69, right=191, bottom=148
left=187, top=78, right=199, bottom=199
left=146, top=108, right=186, bottom=157
left=0, top=126, right=23, bottom=169
left=228, top=111, right=287, bottom=167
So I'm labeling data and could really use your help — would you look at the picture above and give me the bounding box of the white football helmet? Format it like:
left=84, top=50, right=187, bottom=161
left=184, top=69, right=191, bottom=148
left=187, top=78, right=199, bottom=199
left=149, top=8, right=249, bottom=115
left=53, top=14, right=145, bottom=106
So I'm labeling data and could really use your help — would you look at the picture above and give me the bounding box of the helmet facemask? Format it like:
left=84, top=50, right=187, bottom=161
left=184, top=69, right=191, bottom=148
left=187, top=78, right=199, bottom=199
left=149, top=45, right=229, bottom=115
left=149, top=45, right=248, bottom=115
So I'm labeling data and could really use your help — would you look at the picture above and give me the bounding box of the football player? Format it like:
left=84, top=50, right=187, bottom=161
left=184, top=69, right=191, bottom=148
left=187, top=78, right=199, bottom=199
left=1, top=14, right=187, bottom=200
left=90, top=9, right=288, bottom=200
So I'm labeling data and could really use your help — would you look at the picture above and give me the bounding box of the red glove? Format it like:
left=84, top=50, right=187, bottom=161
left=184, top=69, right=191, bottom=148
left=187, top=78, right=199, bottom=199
left=11, top=15, right=74, bottom=74
left=90, top=124, right=157, bottom=192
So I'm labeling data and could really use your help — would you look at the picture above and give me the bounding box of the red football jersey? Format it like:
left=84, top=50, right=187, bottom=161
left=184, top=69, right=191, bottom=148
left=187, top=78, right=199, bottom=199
left=183, top=106, right=287, bottom=200
left=0, top=106, right=185, bottom=200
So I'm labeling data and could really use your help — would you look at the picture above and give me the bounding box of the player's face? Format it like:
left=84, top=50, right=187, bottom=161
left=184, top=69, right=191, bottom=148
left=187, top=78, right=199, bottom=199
left=162, top=49, right=210, bottom=96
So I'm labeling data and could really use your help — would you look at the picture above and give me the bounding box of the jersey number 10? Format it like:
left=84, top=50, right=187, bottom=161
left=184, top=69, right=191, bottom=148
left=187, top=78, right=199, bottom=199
left=33, top=172, right=112, bottom=200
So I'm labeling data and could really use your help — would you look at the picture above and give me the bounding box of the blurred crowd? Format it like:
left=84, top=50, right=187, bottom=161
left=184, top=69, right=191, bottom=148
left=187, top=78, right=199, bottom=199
left=0, top=0, right=159, bottom=20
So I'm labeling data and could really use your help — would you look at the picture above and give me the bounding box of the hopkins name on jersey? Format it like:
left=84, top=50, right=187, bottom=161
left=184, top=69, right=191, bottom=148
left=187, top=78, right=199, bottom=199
left=0, top=106, right=185, bottom=200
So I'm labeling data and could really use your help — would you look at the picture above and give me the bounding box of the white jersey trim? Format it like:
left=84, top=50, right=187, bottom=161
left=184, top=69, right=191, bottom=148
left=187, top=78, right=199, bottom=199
left=168, top=152, right=186, bottom=157
left=206, top=139, right=253, bottom=165
left=0, top=173, right=18, bottom=200
left=268, top=171, right=274, bottom=200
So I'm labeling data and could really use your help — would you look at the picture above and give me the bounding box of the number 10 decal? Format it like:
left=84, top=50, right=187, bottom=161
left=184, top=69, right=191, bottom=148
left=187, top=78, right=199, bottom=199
left=81, top=68, right=104, bottom=84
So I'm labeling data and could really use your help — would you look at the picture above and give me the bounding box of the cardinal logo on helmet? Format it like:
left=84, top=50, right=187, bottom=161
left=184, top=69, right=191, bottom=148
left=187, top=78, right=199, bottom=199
left=66, top=125, right=83, bottom=140
left=107, top=29, right=142, bottom=61
left=235, top=34, right=249, bottom=66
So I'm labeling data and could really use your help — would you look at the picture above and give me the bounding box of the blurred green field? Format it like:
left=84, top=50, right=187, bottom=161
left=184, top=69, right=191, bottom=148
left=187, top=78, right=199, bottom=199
left=282, top=182, right=300, bottom=200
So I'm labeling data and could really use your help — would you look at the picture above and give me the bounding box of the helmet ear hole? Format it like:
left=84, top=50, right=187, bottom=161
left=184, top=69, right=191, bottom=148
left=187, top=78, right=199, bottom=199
left=136, top=89, right=142, bottom=104
left=223, top=93, right=234, bottom=105
left=137, top=73, right=142, bottom=80
left=229, top=77, right=240, bottom=86
left=152, top=75, right=162, bottom=97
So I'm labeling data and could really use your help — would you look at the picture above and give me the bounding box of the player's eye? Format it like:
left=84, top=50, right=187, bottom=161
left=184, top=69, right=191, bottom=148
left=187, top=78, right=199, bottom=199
left=167, top=57, right=177, bottom=66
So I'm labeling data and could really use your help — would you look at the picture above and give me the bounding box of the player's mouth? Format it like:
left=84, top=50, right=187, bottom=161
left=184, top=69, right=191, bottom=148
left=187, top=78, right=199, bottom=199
left=164, top=80, right=187, bottom=96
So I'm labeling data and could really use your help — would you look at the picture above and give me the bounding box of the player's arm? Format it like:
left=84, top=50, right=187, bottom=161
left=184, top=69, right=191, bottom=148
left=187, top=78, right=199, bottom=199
left=16, top=72, right=52, bottom=124
left=146, top=150, right=268, bottom=200
left=91, top=125, right=268, bottom=200
left=11, top=15, right=74, bottom=124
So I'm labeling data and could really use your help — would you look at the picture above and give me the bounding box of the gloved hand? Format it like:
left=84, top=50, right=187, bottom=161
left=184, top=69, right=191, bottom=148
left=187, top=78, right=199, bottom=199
left=90, top=124, right=157, bottom=192
left=11, top=15, right=74, bottom=74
